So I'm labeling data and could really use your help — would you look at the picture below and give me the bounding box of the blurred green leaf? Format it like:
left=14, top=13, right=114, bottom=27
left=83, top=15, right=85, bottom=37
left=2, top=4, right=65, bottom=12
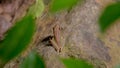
left=99, top=2, right=120, bottom=32
left=50, top=0, right=82, bottom=13
left=27, top=0, right=44, bottom=18
left=20, top=51, right=45, bottom=68
left=0, top=15, right=35, bottom=62
left=115, top=64, right=120, bottom=68
left=62, top=58, right=93, bottom=68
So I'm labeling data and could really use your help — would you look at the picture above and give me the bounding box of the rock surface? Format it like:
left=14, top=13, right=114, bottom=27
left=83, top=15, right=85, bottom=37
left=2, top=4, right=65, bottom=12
left=2, top=0, right=120, bottom=68
left=35, top=0, right=120, bottom=68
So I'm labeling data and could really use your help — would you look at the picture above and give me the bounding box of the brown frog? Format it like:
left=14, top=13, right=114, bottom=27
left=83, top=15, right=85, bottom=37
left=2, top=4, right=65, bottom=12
left=50, top=24, right=62, bottom=52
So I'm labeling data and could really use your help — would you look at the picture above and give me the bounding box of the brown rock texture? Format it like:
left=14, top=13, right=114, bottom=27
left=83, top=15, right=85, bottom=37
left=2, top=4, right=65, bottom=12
left=34, top=0, right=120, bottom=68
left=1, top=0, right=120, bottom=68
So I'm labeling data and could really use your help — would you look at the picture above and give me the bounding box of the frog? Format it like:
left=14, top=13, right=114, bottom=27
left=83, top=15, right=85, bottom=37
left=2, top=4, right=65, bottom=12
left=50, top=24, right=62, bottom=53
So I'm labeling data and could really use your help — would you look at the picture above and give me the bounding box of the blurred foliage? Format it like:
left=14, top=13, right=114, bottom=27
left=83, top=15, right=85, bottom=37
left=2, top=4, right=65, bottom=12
left=99, top=2, right=120, bottom=32
left=0, top=15, right=35, bottom=62
left=27, top=0, right=44, bottom=18
left=115, top=65, right=120, bottom=68
left=1, top=0, right=120, bottom=67
left=20, top=51, right=45, bottom=68
left=0, top=0, right=44, bottom=63
left=114, top=63, right=120, bottom=68
left=62, top=58, right=93, bottom=68
left=49, top=0, right=82, bottom=13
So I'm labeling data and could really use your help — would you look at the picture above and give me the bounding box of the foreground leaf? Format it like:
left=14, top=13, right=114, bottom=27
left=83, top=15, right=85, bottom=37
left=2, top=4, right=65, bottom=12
left=27, top=0, right=44, bottom=18
left=99, top=2, right=120, bottom=32
left=20, top=51, right=45, bottom=68
left=0, top=15, right=35, bottom=62
left=62, top=58, right=93, bottom=68
left=50, top=0, right=82, bottom=13
left=115, top=64, right=120, bottom=68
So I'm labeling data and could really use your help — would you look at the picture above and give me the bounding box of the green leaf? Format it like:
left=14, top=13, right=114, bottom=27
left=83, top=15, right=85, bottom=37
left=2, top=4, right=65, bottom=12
left=115, top=64, right=120, bottom=68
left=50, top=0, right=81, bottom=13
left=115, top=65, right=120, bottom=68
left=62, top=58, right=93, bottom=68
left=0, top=15, right=35, bottom=62
left=99, top=2, right=120, bottom=32
left=27, top=0, right=44, bottom=18
left=20, top=51, right=45, bottom=68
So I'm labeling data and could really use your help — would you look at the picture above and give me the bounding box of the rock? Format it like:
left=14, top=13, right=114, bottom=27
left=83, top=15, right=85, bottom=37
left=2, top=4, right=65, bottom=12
left=2, top=13, right=12, bottom=22
left=34, top=0, right=119, bottom=68
left=0, top=5, right=3, bottom=14
left=3, top=0, right=120, bottom=68
left=0, top=15, right=11, bottom=40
